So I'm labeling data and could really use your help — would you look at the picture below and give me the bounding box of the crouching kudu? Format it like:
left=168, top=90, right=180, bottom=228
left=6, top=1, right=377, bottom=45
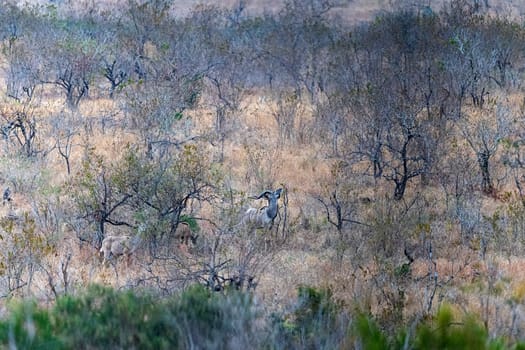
left=99, top=235, right=140, bottom=266
left=174, top=221, right=198, bottom=250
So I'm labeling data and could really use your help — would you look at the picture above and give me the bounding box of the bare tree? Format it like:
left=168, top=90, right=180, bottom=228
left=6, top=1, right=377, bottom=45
left=37, top=20, right=100, bottom=109
left=330, top=9, right=447, bottom=200
left=1, top=109, right=40, bottom=158
left=50, top=112, right=80, bottom=175
left=458, top=101, right=511, bottom=195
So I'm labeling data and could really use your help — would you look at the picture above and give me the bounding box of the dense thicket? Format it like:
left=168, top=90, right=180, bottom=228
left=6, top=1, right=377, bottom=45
left=1, top=0, right=525, bottom=347
left=1, top=0, right=523, bottom=198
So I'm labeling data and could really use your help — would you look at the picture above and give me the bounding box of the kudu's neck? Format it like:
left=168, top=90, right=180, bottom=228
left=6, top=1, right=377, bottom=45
left=266, top=197, right=279, bottom=220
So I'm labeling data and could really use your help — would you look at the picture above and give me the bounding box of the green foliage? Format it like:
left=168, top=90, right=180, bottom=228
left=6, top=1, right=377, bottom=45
left=166, top=284, right=234, bottom=349
left=52, top=284, right=175, bottom=349
left=294, top=285, right=341, bottom=330
left=0, top=284, right=260, bottom=349
left=415, top=305, right=489, bottom=350
left=394, top=262, right=411, bottom=278
left=179, top=215, right=200, bottom=233
left=0, top=212, right=55, bottom=285
left=351, top=305, right=525, bottom=350
left=1, top=285, right=525, bottom=349
left=71, top=143, right=214, bottom=244
left=0, top=300, right=63, bottom=349
left=354, top=314, right=389, bottom=350
left=117, top=144, right=211, bottom=240
left=0, top=285, right=175, bottom=349
left=271, top=285, right=349, bottom=349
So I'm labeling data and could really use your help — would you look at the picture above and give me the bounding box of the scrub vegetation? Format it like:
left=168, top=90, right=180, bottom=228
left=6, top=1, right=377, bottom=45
left=0, top=0, right=524, bottom=348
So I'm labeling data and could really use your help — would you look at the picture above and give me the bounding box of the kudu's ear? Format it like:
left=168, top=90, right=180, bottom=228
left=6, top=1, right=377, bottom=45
left=274, top=188, right=283, bottom=198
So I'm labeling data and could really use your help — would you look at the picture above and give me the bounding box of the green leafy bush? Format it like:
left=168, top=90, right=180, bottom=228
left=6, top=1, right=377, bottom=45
left=270, top=285, right=350, bottom=349
left=353, top=305, right=525, bottom=350
left=0, top=300, right=63, bottom=349
left=1, top=285, right=524, bottom=349
left=52, top=284, right=174, bottom=349
left=0, top=284, right=259, bottom=349
left=414, top=305, right=494, bottom=350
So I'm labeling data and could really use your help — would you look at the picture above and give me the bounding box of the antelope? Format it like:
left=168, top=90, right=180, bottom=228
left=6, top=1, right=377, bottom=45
left=241, top=188, right=283, bottom=230
left=99, top=235, right=140, bottom=266
left=174, top=222, right=198, bottom=246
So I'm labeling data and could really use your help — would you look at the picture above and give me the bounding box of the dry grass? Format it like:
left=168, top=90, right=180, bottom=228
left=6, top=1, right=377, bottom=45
left=0, top=87, right=335, bottom=308
left=10, top=86, right=516, bottom=325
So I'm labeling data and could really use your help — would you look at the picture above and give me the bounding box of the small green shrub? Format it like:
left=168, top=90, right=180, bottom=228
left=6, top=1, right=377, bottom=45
left=352, top=305, right=525, bottom=350
left=1, top=286, right=524, bottom=350
left=52, top=284, right=175, bottom=349
left=270, top=285, right=350, bottom=349
left=414, top=305, right=490, bottom=350
left=354, top=314, right=389, bottom=350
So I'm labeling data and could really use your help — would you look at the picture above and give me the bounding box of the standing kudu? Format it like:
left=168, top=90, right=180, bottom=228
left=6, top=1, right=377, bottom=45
left=241, top=188, right=283, bottom=230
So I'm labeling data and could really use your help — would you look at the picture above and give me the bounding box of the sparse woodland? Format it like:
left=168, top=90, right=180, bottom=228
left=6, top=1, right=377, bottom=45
left=2, top=0, right=525, bottom=348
